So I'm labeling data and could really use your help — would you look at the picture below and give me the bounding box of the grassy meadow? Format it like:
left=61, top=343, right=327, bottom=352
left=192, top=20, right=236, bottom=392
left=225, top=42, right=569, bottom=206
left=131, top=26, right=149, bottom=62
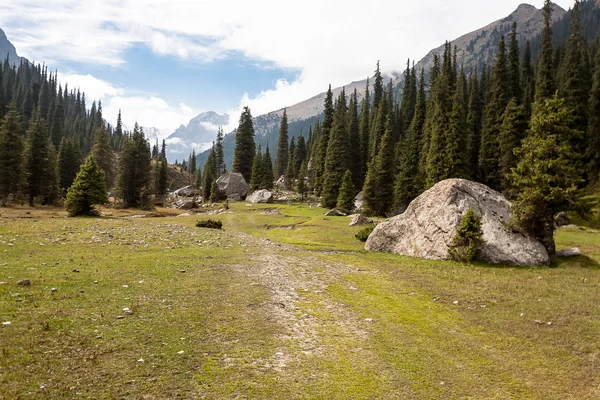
left=0, top=203, right=599, bottom=399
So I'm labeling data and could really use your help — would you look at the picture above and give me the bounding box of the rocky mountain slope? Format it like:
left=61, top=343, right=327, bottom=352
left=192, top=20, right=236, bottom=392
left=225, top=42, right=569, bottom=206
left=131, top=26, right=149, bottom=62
left=165, top=111, right=229, bottom=162
left=0, top=28, right=27, bottom=66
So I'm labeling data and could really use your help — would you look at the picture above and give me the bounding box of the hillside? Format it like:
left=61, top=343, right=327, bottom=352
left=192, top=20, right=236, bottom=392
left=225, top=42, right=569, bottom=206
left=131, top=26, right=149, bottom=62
left=0, top=28, right=27, bottom=67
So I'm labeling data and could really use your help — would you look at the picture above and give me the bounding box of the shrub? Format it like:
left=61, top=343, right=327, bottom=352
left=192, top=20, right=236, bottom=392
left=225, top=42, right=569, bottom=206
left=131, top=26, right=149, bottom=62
left=355, top=224, right=376, bottom=242
left=448, top=208, right=485, bottom=262
left=196, top=219, right=223, bottom=229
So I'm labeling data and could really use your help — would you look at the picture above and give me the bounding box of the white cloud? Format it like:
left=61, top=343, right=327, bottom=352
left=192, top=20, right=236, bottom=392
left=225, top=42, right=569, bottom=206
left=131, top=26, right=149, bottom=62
left=1, top=0, right=575, bottom=133
left=57, top=73, right=125, bottom=101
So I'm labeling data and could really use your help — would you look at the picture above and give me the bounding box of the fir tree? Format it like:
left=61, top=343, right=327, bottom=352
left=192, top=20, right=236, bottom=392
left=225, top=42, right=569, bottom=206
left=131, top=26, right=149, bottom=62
left=232, top=106, right=255, bottom=183
left=587, top=42, right=600, bottom=182
left=49, top=86, right=64, bottom=148
left=285, top=136, right=296, bottom=188
left=445, top=67, right=468, bottom=179
left=322, top=89, right=349, bottom=208
left=480, top=35, right=510, bottom=190
left=209, top=180, right=220, bottom=203
left=57, top=136, right=82, bottom=191
left=507, top=22, right=522, bottom=104
left=65, top=156, right=107, bottom=216
left=498, top=99, right=528, bottom=193
left=314, top=85, right=334, bottom=195
left=160, top=139, right=166, bottom=161
left=359, top=79, right=371, bottom=179
left=510, top=94, right=585, bottom=257
left=465, top=71, right=483, bottom=179
left=116, top=124, right=152, bottom=209
left=250, top=145, right=264, bottom=191
left=202, top=147, right=216, bottom=200
left=24, top=117, right=52, bottom=206
left=336, top=170, right=355, bottom=214
left=347, top=89, right=362, bottom=190
left=522, top=42, right=535, bottom=117
left=0, top=103, right=24, bottom=206
left=262, top=145, right=274, bottom=190
left=91, top=125, right=114, bottom=189
left=215, top=126, right=226, bottom=176
left=535, top=0, right=555, bottom=103
left=297, top=161, right=308, bottom=200
left=363, top=115, right=396, bottom=217
left=275, top=108, right=289, bottom=179
left=293, top=135, right=307, bottom=177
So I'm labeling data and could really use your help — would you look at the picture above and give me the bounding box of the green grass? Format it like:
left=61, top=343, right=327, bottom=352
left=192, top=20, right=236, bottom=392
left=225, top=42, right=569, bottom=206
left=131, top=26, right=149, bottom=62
left=1, top=203, right=599, bottom=399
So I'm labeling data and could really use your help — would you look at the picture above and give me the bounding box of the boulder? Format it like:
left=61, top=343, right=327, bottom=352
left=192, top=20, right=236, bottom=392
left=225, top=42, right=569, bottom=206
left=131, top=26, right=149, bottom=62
left=276, top=175, right=286, bottom=190
left=354, top=191, right=364, bottom=211
left=349, top=214, right=372, bottom=227
left=555, top=212, right=571, bottom=227
left=325, top=209, right=346, bottom=217
left=365, top=179, right=550, bottom=266
left=556, top=247, right=582, bottom=257
left=172, top=199, right=194, bottom=210
left=226, top=194, right=242, bottom=202
left=174, top=185, right=195, bottom=197
left=247, top=190, right=274, bottom=204
left=216, top=173, right=249, bottom=199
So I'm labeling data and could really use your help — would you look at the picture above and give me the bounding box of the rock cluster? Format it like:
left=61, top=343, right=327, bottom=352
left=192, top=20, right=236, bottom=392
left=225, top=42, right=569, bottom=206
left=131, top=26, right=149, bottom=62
left=216, top=173, right=249, bottom=201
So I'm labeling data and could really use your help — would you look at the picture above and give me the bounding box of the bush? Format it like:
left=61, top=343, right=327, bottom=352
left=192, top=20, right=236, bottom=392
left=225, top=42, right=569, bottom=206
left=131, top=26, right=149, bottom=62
left=196, top=219, right=223, bottom=229
left=448, top=208, right=485, bottom=262
left=355, top=224, right=376, bottom=242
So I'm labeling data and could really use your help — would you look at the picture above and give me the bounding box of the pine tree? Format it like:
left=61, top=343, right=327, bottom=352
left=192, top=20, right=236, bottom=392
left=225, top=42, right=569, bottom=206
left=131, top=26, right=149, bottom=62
left=232, top=106, right=255, bottom=183
left=336, top=170, right=355, bottom=214
left=314, top=85, right=334, bottom=195
left=250, top=145, right=264, bottom=191
left=0, top=103, right=24, bottom=206
left=202, top=147, right=216, bottom=200
left=297, top=161, right=308, bottom=200
left=285, top=136, right=296, bottom=188
left=535, top=0, right=555, bottom=103
left=116, top=124, right=152, bottom=209
left=395, top=69, right=426, bottom=210
left=587, top=42, right=600, bottom=183
left=480, top=35, right=510, bottom=190
left=49, top=86, right=64, bottom=148
left=445, top=67, right=468, bottom=179
left=498, top=99, right=528, bottom=193
left=91, top=125, right=114, bottom=189
left=559, top=0, right=589, bottom=155
left=160, top=139, right=166, bottom=161
left=322, top=89, right=349, bottom=208
left=465, top=71, right=483, bottom=179
left=507, top=22, right=522, bottom=104
left=65, top=156, right=107, bottom=216
left=262, top=145, right=274, bottom=190
left=347, top=89, right=363, bottom=190
left=24, top=117, right=52, bottom=206
left=189, top=150, right=197, bottom=176
left=275, top=108, right=289, bottom=179
left=359, top=79, right=371, bottom=180
left=209, top=180, right=220, bottom=203
left=215, top=126, right=226, bottom=176
left=363, top=115, right=396, bottom=217
left=57, top=136, right=82, bottom=191
left=45, top=140, right=60, bottom=205
left=293, top=135, right=307, bottom=177
left=522, top=41, right=535, bottom=117
left=510, top=94, right=585, bottom=257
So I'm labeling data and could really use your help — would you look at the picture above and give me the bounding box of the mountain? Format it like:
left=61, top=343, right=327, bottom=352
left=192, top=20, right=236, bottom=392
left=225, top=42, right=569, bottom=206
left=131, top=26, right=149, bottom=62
left=165, top=111, right=229, bottom=162
left=0, top=28, right=28, bottom=67
left=197, top=2, right=567, bottom=172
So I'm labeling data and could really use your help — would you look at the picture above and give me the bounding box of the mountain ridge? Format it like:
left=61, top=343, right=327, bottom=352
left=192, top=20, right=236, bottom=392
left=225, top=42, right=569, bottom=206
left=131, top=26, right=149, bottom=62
left=0, top=28, right=28, bottom=66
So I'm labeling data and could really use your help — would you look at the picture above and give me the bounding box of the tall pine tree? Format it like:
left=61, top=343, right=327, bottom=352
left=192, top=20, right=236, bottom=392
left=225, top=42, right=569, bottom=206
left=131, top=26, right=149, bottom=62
left=232, top=106, right=255, bottom=183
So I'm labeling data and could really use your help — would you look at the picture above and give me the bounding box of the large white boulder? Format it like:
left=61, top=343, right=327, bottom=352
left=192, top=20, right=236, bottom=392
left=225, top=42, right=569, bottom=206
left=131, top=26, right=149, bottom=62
left=365, top=179, right=550, bottom=266
left=216, top=172, right=249, bottom=199
left=247, top=190, right=274, bottom=204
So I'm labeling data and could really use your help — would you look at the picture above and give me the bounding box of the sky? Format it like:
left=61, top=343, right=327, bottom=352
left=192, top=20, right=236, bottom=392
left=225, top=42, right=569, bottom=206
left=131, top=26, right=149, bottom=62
left=0, top=0, right=574, bottom=138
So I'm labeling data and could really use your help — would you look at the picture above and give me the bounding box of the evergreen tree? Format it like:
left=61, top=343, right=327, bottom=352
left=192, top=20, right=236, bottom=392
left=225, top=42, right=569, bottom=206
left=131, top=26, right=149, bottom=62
left=215, top=126, right=226, bottom=176
left=587, top=42, right=600, bottom=182
left=347, top=89, right=363, bottom=190
left=336, top=170, right=355, bottom=214
left=508, top=22, right=522, bottom=104
left=0, top=103, right=24, bottom=205
left=45, top=142, right=60, bottom=205
left=232, top=106, right=255, bottom=183
left=250, top=145, right=264, bottom=191
left=559, top=0, right=589, bottom=155
left=322, top=89, right=349, bottom=208
left=522, top=42, right=535, bottom=117
left=480, top=35, right=510, bottom=190
left=209, top=180, right=220, bottom=203
left=535, top=0, right=555, bottom=103
left=510, top=94, right=585, bottom=257
left=262, top=145, right=274, bottom=190
left=116, top=124, right=152, bottom=209
left=297, top=161, right=308, bottom=200
left=293, top=135, right=307, bottom=177
left=24, top=118, right=52, bottom=206
left=465, top=71, right=483, bottom=179
left=314, top=85, right=334, bottom=195
left=160, top=139, right=166, bottom=161
left=49, top=86, right=64, bottom=148
left=202, top=147, right=216, bottom=200
left=285, top=136, right=296, bottom=188
left=189, top=150, right=197, bottom=176
left=275, top=108, right=289, bottom=179
left=498, top=99, right=528, bottom=193
left=363, top=115, right=396, bottom=217
left=445, top=67, right=468, bottom=179
left=91, top=125, right=115, bottom=189
left=400, top=61, right=417, bottom=134
left=395, top=69, right=426, bottom=210
left=65, top=156, right=107, bottom=216
left=57, top=136, right=82, bottom=191
left=359, top=79, right=371, bottom=180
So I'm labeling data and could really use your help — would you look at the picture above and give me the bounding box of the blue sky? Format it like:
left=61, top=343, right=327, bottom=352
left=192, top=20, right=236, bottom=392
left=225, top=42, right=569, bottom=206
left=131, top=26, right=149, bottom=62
left=0, top=0, right=573, bottom=137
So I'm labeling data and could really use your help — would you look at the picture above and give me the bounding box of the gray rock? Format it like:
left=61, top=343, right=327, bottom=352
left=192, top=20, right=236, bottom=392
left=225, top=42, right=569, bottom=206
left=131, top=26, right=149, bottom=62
left=556, top=247, right=582, bottom=257
left=226, top=194, right=242, bottom=202
left=276, top=175, right=286, bottom=190
left=555, top=212, right=571, bottom=227
left=562, top=224, right=585, bottom=231
left=174, top=185, right=195, bottom=197
left=17, top=279, right=31, bottom=286
left=172, top=199, right=194, bottom=210
left=354, top=191, right=364, bottom=211
left=349, top=214, right=372, bottom=227
left=325, top=209, right=347, bottom=217
left=365, top=179, right=550, bottom=266
left=247, top=190, right=274, bottom=204
left=216, top=173, right=249, bottom=199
